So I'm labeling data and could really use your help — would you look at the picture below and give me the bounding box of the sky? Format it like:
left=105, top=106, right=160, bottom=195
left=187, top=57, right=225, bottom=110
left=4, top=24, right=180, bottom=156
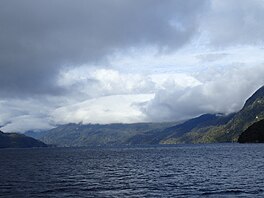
left=1, top=0, right=264, bottom=132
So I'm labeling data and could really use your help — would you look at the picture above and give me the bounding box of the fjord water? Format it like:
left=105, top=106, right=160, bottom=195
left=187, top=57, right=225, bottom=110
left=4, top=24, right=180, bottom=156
left=0, top=144, right=264, bottom=197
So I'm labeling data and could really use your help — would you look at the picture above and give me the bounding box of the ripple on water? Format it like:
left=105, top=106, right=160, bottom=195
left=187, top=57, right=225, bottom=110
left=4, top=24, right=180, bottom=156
left=0, top=144, right=264, bottom=197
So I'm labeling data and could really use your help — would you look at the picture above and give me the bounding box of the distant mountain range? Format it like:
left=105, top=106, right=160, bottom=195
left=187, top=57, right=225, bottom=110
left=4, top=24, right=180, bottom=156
left=26, top=122, right=179, bottom=147
left=0, top=131, right=47, bottom=148
left=25, top=86, right=264, bottom=146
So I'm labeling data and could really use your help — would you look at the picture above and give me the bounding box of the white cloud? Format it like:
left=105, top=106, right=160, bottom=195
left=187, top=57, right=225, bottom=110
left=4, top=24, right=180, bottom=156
left=0, top=67, right=203, bottom=131
left=52, top=68, right=200, bottom=125
left=51, top=94, right=154, bottom=124
left=143, top=65, right=264, bottom=122
left=0, top=98, right=55, bottom=132
left=1, top=115, right=53, bottom=133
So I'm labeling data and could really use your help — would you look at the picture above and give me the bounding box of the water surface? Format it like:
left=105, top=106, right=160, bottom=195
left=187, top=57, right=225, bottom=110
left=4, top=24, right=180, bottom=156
left=0, top=144, right=264, bottom=197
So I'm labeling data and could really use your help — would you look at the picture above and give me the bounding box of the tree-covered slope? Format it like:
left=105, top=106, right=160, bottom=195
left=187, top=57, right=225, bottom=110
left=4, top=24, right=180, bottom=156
left=126, top=114, right=234, bottom=144
left=160, top=113, right=235, bottom=144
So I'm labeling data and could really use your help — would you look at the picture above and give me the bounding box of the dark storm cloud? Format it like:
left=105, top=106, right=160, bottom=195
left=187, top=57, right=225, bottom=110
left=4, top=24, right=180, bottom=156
left=0, top=0, right=209, bottom=96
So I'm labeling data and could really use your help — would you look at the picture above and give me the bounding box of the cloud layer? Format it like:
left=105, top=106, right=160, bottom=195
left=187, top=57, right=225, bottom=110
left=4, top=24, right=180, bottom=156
left=0, top=0, right=208, bottom=96
left=1, top=0, right=264, bottom=132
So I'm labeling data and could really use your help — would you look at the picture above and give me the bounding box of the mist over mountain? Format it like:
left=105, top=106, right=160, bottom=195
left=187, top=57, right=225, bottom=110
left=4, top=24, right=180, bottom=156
left=164, top=85, right=264, bottom=143
left=26, top=85, right=264, bottom=146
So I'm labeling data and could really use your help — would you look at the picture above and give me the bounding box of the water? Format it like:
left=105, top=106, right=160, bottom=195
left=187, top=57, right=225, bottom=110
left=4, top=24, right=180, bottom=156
left=0, top=144, right=264, bottom=198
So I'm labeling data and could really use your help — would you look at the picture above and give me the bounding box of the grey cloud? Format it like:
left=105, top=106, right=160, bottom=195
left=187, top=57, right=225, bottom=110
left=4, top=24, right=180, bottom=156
left=0, top=96, right=63, bottom=132
left=196, top=53, right=229, bottom=63
left=203, top=0, right=264, bottom=46
left=0, top=0, right=208, bottom=96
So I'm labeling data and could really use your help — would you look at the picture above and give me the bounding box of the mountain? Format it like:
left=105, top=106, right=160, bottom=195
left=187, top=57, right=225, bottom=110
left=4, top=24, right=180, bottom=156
left=127, top=114, right=234, bottom=144
left=238, top=119, right=264, bottom=143
left=0, top=131, right=47, bottom=148
left=24, top=130, right=48, bottom=139
left=31, top=113, right=234, bottom=146
left=168, top=85, right=264, bottom=143
left=200, top=86, right=264, bottom=142
left=128, top=85, right=264, bottom=144
left=33, top=122, right=178, bottom=147
left=29, top=85, right=264, bottom=146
